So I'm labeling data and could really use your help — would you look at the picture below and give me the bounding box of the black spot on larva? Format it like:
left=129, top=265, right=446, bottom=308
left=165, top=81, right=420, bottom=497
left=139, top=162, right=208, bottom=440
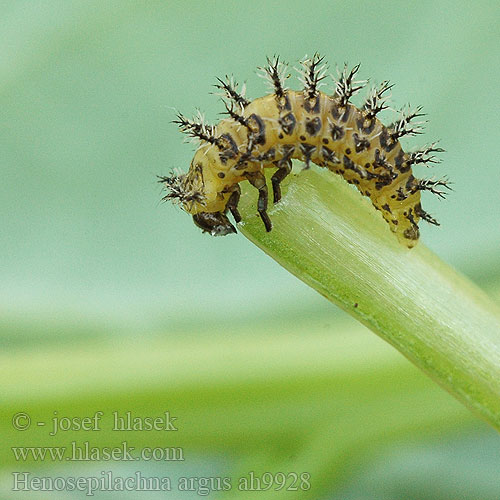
left=394, top=149, right=411, bottom=173
left=330, top=123, right=344, bottom=141
left=343, top=155, right=372, bottom=180
left=304, top=97, right=321, bottom=113
left=218, top=133, right=239, bottom=164
left=275, top=94, right=288, bottom=111
left=392, top=219, right=399, bottom=225
left=356, top=116, right=376, bottom=135
left=379, top=128, right=397, bottom=152
left=374, top=169, right=394, bottom=189
left=263, top=147, right=276, bottom=160
left=305, top=117, right=322, bottom=136
left=365, top=190, right=371, bottom=197
left=330, top=100, right=341, bottom=120
left=279, top=112, right=296, bottom=135
left=278, top=133, right=284, bottom=139
left=322, top=146, right=340, bottom=164
left=253, top=147, right=277, bottom=162
left=365, top=162, right=370, bottom=168
left=404, top=226, right=420, bottom=240
left=322, top=138, right=329, bottom=144
left=343, top=155, right=355, bottom=170
left=405, top=175, right=416, bottom=191
left=353, top=133, right=370, bottom=153
left=394, top=149, right=404, bottom=168
left=281, top=94, right=292, bottom=111
left=248, top=114, right=266, bottom=145
left=382, top=203, right=392, bottom=213
left=300, top=135, right=306, bottom=141
left=345, top=148, right=351, bottom=155
left=217, top=172, right=225, bottom=178
left=372, top=149, right=386, bottom=168
left=234, top=160, right=248, bottom=170
left=406, top=209, right=417, bottom=225
left=396, top=187, right=406, bottom=201
left=341, top=104, right=352, bottom=123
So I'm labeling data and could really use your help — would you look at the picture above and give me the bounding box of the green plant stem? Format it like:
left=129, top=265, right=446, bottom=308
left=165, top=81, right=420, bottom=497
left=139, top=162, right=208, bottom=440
left=237, top=167, right=500, bottom=431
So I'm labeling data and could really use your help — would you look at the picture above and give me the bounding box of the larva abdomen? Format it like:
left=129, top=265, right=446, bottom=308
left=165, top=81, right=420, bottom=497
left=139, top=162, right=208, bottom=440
left=215, top=91, right=419, bottom=246
left=162, top=55, right=449, bottom=248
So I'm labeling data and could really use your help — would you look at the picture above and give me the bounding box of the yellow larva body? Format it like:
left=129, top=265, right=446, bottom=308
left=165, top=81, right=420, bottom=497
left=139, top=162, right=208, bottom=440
left=163, top=55, right=448, bottom=248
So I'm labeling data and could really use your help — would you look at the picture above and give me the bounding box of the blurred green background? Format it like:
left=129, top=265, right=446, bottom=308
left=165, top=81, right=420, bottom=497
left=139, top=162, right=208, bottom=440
left=1, top=0, right=500, bottom=498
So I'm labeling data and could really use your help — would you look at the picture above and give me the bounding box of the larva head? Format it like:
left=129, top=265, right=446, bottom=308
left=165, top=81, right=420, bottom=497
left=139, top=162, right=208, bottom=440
left=161, top=152, right=235, bottom=236
left=160, top=168, right=205, bottom=212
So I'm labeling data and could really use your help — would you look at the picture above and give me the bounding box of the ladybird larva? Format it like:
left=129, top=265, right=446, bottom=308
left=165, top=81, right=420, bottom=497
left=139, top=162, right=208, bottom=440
left=161, top=54, right=450, bottom=248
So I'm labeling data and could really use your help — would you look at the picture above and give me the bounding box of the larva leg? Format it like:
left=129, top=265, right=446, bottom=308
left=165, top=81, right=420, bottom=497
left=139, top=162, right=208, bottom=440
left=271, top=159, right=292, bottom=203
left=192, top=211, right=236, bottom=236
left=226, top=185, right=242, bottom=223
left=415, top=203, right=439, bottom=226
left=247, top=172, right=272, bottom=232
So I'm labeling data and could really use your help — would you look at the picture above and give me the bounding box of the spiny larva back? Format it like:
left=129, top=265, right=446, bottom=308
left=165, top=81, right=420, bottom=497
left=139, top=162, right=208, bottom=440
left=161, top=54, right=450, bottom=248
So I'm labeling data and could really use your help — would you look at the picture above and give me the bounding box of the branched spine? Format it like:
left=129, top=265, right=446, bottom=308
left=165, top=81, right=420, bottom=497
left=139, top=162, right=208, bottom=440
left=415, top=205, right=440, bottom=226
left=258, top=55, right=288, bottom=98
left=334, top=63, right=367, bottom=107
left=363, top=80, right=393, bottom=119
left=408, top=142, right=445, bottom=166
left=222, top=100, right=249, bottom=128
left=390, top=105, right=426, bottom=140
left=173, top=111, right=221, bottom=147
left=214, top=75, right=250, bottom=108
left=415, top=177, right=452, bottom=199
left=298, top=53, right=328, bottom=100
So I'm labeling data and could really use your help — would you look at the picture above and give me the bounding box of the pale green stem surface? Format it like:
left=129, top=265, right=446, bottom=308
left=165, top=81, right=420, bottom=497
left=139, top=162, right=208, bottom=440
left=237, top=167, right=500, bottom=431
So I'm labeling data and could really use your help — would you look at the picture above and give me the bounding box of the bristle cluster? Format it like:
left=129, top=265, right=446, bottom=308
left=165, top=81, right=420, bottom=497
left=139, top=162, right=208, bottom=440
left=159, top=171, right=205, bottom=206
left=222, top=100, right=248, bottom=127
left=363, top=80, right=393, bottom=119
left=390, top=105, right=426, bottom=140
left=415, top=204, right=439, bottom=226
left=214, top=76, right=249, bottom=108
left=408, top=142, right=445, bottom=166
left=158, top=173, right=185, bottom=203
left=334, top=63, right=367, bottom=107
left=172, top=111, right=219, bottom=146
left=415, top=177, right=452, bottom=199
left=257, top=56, right=288, bottom=98
left=297, top=53, right=328, bottom=100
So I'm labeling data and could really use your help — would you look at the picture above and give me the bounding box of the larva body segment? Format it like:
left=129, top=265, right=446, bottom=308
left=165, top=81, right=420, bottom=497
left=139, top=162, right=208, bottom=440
left=163, top=55, right=449, bottom=248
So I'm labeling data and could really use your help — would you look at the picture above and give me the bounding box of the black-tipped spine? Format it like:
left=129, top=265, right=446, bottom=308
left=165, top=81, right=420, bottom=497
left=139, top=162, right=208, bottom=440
left=390, top=106, right=426, bottom=140
left=173, top=112, right=222, bottom=148
left=214, top=76, right=250, bottom=108
left=335, top=63, right=365, bottom=107
left=363, top=80, right=393, bottom=119
left=414, top=177, right=452, bottom=199
left=408, top=142, right=445, bottom=166
left=300, top=53, right=328, bottom=100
